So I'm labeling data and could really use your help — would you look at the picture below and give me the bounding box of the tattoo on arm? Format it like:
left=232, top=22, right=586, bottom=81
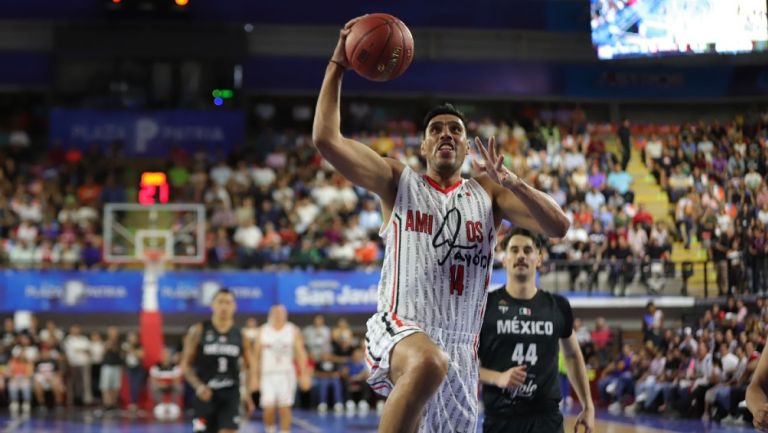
left=181, top=324, right=204, bottom=390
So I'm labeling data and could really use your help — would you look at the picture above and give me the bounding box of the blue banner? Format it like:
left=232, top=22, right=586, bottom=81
left=157, top=272, right=276, bottom=314
left=0, top=269, right=512, bottom=314
left=49, top=109, right=245, bottom=157
left=1, top=270, right=142, bottom=312
left=276, top=271, right=380, bottom=314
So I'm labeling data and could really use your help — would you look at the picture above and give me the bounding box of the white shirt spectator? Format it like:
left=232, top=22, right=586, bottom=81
left=75, top=206, right=99, bottom=229
left=359, top=208, right=383, bottom=234
left=13, top=201, right=42, bottom=223
left=9, top=241, right=35, bottom=268
left=39, top=327, right=64, bottom=346
left=337, top=185, right=359, bottom=210
left=12, top=344, right=39, bottom=363
left=295, top=200, right=320, bottom=232
left=53, top=242, right=81, bottom=267
left=233, top=224, right=263, bottom=250
left=759, top=206, right=768, bottom=226
left=585, top=190, right=606, bottom=212
left=303, top=324, right=331, bottom=360
left=563, top=151, right=586, bottom=173
left=745, top=170, right=762, bottom=190
left=251, top=165, right=276, bottom=187
left=64, top=334, right=92, bottom=367
left=90, top=339, right=105, bottom=365
left=16, top=221, right=38, bottom=244
left=210, top=162, right=233, bottom=187
left=716, top=212, right=733, bottom=234
left=311, top=183, right=340, bottom=209
left=565, top=224, right=589, bottom=244
left=328, top=241, right=356, bottom=263
left=645, top=138, right=663, bottom=161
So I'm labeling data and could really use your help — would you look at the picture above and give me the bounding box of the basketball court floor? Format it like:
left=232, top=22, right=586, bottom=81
left=0, top=408, right=757, bottom=433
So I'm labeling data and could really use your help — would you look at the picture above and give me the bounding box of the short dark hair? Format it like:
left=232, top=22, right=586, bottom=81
left=423, top=103, right=467, bottom=131
left=503, top=228, right=546, bottom=251
left=213, top=287, right=234, bottom=300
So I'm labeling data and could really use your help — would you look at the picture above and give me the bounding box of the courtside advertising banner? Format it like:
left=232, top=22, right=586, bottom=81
left=156, top=271, right=276, bottom=313
left=1, top=270, right=142, bottom=312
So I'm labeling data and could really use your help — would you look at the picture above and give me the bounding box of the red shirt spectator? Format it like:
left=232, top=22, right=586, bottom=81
left=632, top=205, right=654, bottom=227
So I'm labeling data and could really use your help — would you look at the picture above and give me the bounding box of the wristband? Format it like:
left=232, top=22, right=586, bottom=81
left=329, top=59, right=347, bottom=70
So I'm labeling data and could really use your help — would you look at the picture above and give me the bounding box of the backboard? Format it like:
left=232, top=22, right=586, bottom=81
left=103, top=203, right=206, bottom=265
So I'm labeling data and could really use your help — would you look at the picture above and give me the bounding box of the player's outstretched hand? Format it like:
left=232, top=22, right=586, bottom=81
left=573, top=406, right=595, bottom=433
left=496, top=365, right=527, bottom=389
left=754, top=403, right=768, bottom=431
left=331, top=15, right=368, bottom=69
left=472, top=136, right=522, bottom=190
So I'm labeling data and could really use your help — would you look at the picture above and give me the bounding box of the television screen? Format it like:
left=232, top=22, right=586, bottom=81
left=591, top=0, right=768, bottom=59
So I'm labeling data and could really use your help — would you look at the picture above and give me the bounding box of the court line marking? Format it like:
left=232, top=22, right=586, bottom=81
left=292, top=415, right=322, bottom=433
left=1, top=418, right=24, bottom=433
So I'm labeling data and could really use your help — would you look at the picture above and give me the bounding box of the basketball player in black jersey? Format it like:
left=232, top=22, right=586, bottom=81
left=479, top=229, right=594, bottom=433
left=180, top=288, right=257, bottom=433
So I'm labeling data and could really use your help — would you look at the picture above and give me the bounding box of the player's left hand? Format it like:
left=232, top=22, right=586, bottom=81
left=573, top=405, right=595, bottom=433
left=299, top=374, right=312, bottom=392
left=245, top=392, right=256, bottom=416
left=472, top=136, right=522, bottom=189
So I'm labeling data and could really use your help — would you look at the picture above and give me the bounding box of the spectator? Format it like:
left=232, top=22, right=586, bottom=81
left=100, top=326, right=123, bottom=411
left=7, top=351, right=33, bottom=416
left=33, top=346, right=64, bottom=410
left=149, top=349, right=182, bottom=410
left=591, top=317, right=612, bottom=368
left=122, top=332, right=145, bottom=413
left=303, top=315, right=332, bottom=362
left=314, top=352, right=344, bottom=414
left=64, top=325, right=92, bottom=407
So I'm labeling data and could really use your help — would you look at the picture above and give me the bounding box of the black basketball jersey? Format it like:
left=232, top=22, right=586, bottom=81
left=478, top=288, right=573, bottom=417
left=194, top=320, right=243, bottom=390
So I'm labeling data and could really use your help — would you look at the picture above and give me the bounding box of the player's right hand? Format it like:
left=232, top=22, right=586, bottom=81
left=754, top=403, right=768, bottom=431
left=496, top=365, right=527, bottom=389
left=331, top=15, right=367, bottom=69
left=196, top=385, right=212, bottom=402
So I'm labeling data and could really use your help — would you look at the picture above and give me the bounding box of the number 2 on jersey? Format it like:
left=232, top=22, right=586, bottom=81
left=217, top=357, right=227, bottom=373
left=511, top=343, right=538, bottom=366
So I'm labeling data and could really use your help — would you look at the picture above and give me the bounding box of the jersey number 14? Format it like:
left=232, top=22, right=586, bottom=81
left=511, top=343, right=538, bottom=366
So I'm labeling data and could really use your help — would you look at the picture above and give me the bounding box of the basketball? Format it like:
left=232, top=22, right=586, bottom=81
left=345, top=13, right=414, bottom=82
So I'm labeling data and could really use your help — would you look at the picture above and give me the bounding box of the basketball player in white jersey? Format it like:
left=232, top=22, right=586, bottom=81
left=312, top=16, right=570, bottom=433
left=254, top=305, right=311, bottom=433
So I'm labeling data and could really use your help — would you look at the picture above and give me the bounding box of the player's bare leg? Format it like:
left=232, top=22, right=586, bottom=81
left=263, top=406, right=277, bottom=432
left=279, top=406, right=292, bottom=432
left=378, top=333, right=448, bottom=433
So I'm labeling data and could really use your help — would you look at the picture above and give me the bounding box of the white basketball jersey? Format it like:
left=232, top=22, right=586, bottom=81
left=258, top=323, right=295, bottom=375
left=378, top=167, right=496, bottom=335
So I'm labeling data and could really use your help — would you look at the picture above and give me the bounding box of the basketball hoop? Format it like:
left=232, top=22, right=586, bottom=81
left=142, top=248, right=167, bottom=278
left=143, top=248, right=166, bottom=264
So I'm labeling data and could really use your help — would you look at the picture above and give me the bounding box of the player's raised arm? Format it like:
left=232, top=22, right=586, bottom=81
left=312, top=16, right=403, bottom=203
left=473, top=136, right=569, bottom=238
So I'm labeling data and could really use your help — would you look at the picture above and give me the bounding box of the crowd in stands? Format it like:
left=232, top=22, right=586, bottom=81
left=1, top=104, right=768, bottom=296
left=586, top=298, right=765, bottom=426
left=3, top=296, right=767, bottom=427
left=0, top=313, right=375, bottom=417
left=633, top=118, right=768, bottom=295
